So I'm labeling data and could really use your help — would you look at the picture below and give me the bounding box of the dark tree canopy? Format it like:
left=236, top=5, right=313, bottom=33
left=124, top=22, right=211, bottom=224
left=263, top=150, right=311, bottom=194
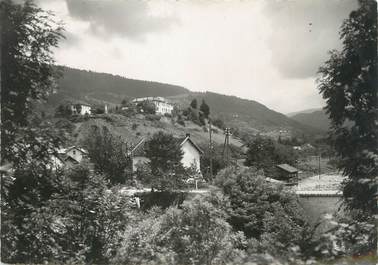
left=244, top=137, right=297, bottom=177
left=190, top=98, right=198, bottom=109
left=145, top=131, right=186, bottom=190
left=317, top=0, right=377, bottom=217
left=83, top=125, right=131, bottom=184
left=0, top=0, right=64, bottom=164
left=200, top=99, right=210, bottom=118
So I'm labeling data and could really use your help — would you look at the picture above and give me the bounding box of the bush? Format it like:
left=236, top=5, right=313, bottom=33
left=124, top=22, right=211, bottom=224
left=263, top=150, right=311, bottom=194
left=2, top=164, right=134, bottom=264
left=215, top=166, right=309, bottom=258
left=114, top=192, right=245, bottom=265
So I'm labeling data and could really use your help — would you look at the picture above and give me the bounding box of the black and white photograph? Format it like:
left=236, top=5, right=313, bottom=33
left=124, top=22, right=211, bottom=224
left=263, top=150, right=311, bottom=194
left=0, top=0, right=377, bottom=264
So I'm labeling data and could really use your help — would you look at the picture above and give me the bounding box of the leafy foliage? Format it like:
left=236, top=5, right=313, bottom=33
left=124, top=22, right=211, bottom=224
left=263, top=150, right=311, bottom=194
left=317, top=0, right=377, bottom=218
left=200, top=99, right=210, bottom=118
left=244, top=137, right=297, bottom=177
left=83, top=125, right=132, bottom=184
left=145, top=131, right=187, bottom=190
left=2, top=164, right=133, bottom=263
left=190, top=98, right=198, bottom=109
left=1, top=0, right=64, bottom=163
left=310, top=214, right=376, bottom=259
left=215, top=167, right=309, bottom=257
left=114, top=192, right=245, bottom=265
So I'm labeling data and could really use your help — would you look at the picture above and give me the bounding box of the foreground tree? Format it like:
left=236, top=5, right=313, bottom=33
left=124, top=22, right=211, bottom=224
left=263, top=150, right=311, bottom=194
left=83, top=125, right=131, bottom=184
left=145, top=131, right=187, bottom=190
left=1, top=0, right=64, bottom=163
left=317, top=0, right=377, bottom=218
left=1, top=1, right=65, bottom=262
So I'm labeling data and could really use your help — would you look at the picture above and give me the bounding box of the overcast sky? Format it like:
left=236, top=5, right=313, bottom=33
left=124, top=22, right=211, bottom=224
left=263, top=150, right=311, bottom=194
left=36, top=0, right=358, bottom=113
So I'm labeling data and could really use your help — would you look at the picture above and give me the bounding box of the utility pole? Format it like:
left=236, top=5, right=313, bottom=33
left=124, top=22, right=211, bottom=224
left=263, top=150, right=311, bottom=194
left=318, top=152, right=321, bottom=180
left=223, top=128, right=231, bottom=167
left=208, top=119, right=213, bottom=179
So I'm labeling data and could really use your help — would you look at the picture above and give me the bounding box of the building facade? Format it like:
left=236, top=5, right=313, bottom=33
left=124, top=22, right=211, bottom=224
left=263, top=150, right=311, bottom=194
left=71, top=104, right=92, bottom=115
left=132, top=97, right=173, bottom=115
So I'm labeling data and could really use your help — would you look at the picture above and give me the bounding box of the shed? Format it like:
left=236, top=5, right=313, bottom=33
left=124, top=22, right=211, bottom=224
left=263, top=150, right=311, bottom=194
left=276, top=163, right=299, bottom=184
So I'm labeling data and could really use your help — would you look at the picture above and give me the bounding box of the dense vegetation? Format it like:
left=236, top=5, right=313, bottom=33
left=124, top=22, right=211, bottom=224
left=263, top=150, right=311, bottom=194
left=55, top=66, right=189, bottom=103
left=2, top=0, right=376, bottom=264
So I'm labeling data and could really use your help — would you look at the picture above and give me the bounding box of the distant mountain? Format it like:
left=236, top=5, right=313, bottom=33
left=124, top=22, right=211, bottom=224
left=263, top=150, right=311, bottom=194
left=168, top=92, right=321, bottom=135
left=286, top=108, right=322, bottom=117
left=290, top=109, right=331, bottom=132
left=50, top=66, right=189, bottom=105
left=46, top=66, right=324, bottom=137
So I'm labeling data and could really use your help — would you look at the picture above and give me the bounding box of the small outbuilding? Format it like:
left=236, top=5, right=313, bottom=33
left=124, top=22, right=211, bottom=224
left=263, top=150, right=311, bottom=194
left=276, top=163, right=299, bottom=184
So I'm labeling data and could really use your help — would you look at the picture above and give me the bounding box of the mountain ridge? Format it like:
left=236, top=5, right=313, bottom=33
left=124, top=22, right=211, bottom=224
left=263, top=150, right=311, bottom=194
left=46, top=66, right=324, bottom=137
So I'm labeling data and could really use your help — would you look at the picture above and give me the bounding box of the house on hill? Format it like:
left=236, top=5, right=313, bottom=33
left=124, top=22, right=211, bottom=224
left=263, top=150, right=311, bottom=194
left=71, top=103, right=92, bottom=115
left=129, top=133, right=203, bottom=175
left=50, top=146, right=89, bottom=169
left=132, top=97, right=173, bottom=115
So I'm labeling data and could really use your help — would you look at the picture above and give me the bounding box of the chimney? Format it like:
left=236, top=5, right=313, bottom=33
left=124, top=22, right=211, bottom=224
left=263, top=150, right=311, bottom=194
left=186, top=133, right=190, bottom=138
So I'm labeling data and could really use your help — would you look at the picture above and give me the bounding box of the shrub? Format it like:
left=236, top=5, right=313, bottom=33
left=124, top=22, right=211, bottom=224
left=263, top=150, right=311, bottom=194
left=114, top=192, right=245, bottom=265
left=215, top=166, right=309, bottom=258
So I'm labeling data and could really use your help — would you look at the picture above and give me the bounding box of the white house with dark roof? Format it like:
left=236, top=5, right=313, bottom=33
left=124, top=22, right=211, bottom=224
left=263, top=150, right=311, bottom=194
left=129, top=133, right=203, bottom=175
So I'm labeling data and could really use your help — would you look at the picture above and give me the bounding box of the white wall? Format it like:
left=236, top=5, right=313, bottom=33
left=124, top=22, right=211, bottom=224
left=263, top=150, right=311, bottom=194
left=154, top=101, right=173, bottom=115
left=66, top=148, right=85, bottom=163
left=80, top=105, right=91, bottom=115
left=181, top=141, right=201, bottom=173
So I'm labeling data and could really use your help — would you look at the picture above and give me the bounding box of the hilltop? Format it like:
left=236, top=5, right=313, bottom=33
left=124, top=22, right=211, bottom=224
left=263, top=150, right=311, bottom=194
left=45, top=66, right=324, bottom=138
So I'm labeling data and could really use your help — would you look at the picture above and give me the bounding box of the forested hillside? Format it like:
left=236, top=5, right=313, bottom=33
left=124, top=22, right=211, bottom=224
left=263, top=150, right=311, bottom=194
left=46, top=66, right=323, bottom=137
left=52, top=66, right=189, bottom=104
left=290, top=109, right=330, bottom=132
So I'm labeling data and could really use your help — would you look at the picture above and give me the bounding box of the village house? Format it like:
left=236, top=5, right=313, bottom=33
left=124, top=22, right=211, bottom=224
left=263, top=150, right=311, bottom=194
left=129, top=133, right=203, bottom=176
left=70, top=103, right=92, bottom=115
left=132, top=96, right=174, bottom=115
left=50, top=146, right=89, bottom=170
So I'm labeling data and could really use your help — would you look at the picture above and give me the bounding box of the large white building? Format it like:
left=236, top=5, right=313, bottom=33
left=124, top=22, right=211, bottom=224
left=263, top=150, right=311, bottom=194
left=132, top=97, right=173, bottom=115
left=71, top=103, right=92, bottom=115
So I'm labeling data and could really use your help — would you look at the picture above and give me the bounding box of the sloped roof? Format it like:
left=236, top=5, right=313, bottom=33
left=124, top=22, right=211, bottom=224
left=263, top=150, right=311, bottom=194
left=130, top=135, right=203, bottom=157
left=179, top=136, right=204, bottom=154
left=64, top=146, right=88, bottom=155
left=276, top=164, right=298, bottom=173
left=130, top=138, right=146, bottom=157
